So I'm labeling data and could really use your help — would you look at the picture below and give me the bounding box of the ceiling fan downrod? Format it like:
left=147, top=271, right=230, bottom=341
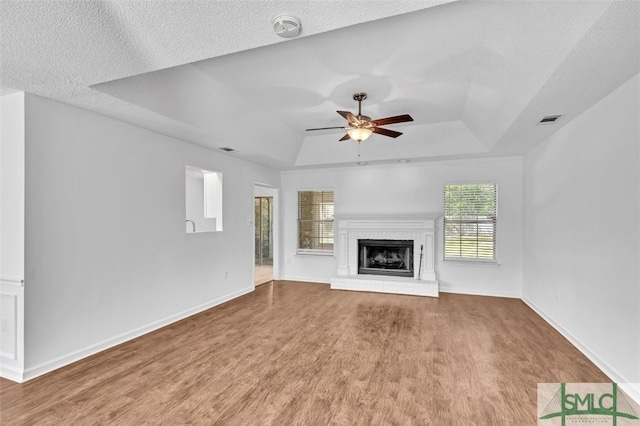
left=353, top=92, right=367, bottom=118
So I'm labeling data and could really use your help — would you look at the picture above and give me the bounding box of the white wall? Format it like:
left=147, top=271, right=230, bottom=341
left=1, top=92, right=25, bottom=282
left=255, top=185, right=276, bottom=197
left=0, top=92, right=26, bottom=379
left=282, top=157, right=523, bottom=297
left=204, top=171, right=223, bottom=230
left=22, top=94, right=279, bottom=378
left=185, top=167, right=207, bottom=231
left=523, top=74, right=639, bottom=392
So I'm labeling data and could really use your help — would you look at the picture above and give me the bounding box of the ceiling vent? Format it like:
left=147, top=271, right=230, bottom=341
left=537, top=115, right=563, bottom=125
left=220, top=147, right=236, bottom=152
left=273, top=15, right=302, bottom=38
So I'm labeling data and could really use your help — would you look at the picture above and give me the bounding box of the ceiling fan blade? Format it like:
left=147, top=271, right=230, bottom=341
left=305, top=126, right=347, bottom=131
left=373, top=127, right=403, bottom=138
left=372, top=114, right=414, bottom=126
left=339, top=133, right=351, bottom=141
left=337, top=111, right=357, bottom=123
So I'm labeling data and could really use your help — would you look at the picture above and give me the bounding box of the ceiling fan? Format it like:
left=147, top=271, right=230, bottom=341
left=306, top=93, right=413, bottom=142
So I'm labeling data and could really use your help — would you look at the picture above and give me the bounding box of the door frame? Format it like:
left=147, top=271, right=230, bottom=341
left=253, top=183, right=279, bottom=285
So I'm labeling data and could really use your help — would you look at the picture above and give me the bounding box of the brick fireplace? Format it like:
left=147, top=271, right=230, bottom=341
left=330, top=215, right=439, bottom=297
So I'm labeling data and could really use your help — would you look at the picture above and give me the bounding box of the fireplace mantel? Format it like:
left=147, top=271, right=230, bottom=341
left=330, top=214, right=439, bottom=297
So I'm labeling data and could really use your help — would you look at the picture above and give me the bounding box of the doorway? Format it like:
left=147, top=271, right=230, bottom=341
left=254, top=185, right=278, bottom=286
left=255, top=196, right=273, bottom=265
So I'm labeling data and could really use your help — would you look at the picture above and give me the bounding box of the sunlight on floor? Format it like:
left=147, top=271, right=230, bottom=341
left=255, top=264, right=273, bottom=286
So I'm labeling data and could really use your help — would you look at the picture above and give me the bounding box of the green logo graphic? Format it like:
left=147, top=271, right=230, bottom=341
left=539, top=383, right=639, bottom=425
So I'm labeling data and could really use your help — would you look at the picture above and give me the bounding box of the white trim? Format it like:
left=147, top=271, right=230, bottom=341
left=253, top=182, right=280, bottom=281
left=0, top=294, right=18, bottom=360
left=334, top=213, right=439, bottom=226
left=440, top=287, right=520, bottom=299
left=0, top=363, right=24, bottom=383
left=252, top=181, right=277, bottom=189
left=281, top=275, right=329, bottom=284
left=619, top=383, right=640, bottom=407
left=523, top=297, right=640, bottom=405
left=296, top=189, right=334, bottom=255
left=0, top=281, right=24, bottom=380
left=15, top=286, right=254, bottom=383
left=332, top=215, right=439, bottom=294
left=0, top=277, right=24, bottom=286
left=442, top=260, right=502, bottom=268
left=281, top=156, right=524, bottom=175
left=296, top=250, right=333, bottom=256
left=443, top=182, right=498, bottom=262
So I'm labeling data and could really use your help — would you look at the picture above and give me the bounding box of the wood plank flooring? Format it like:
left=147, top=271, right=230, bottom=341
left=254, top=265, right=273, bottom=286
left=0, top=281, right=609, bottom=425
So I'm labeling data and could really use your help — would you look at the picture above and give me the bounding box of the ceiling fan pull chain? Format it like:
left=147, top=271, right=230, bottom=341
left=357, top=140, right=364, bottom=165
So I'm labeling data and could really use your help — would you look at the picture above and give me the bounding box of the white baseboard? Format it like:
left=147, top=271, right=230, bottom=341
left=619, top=383, right=640, bottom=407
left=522, top=297, right=640, bottom=405
left=0, top=363, right=24, bottom=383
left=440, top=286, right=520, bottom=299
left=281, top=275, right=329, bottom=284
left=17, top=286, right=254, bottom=383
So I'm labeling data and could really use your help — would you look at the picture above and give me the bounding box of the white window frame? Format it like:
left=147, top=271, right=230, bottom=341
left=297, top=190, right=334, bottom=256
left=443, top=182, right=497, bottom=263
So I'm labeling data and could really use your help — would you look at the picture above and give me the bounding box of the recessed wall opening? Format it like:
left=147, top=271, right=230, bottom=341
left=358, top=239, right=414, bottom=278
left=185, top=166, right=223, bottom=233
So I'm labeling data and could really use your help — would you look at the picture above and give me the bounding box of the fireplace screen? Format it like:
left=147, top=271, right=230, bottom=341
left=358, top=239, right=414, bottom=278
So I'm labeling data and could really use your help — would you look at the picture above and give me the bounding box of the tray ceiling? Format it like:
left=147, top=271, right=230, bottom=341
left=2, top=0, right=638, bottom=169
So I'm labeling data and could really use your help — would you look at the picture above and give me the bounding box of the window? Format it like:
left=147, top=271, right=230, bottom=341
left=298, top=190, right=334, bottom=254
left=444, top=183, right=496, bottom=261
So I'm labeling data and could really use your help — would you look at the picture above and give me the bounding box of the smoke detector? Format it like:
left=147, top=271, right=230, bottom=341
left=273, top=15, right=302, bottom=38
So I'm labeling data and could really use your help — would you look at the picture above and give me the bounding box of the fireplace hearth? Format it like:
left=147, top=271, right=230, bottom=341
left=358, top=239, right=413, bottom=277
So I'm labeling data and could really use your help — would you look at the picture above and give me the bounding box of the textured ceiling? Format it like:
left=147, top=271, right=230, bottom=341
left=2, top=0, right=639, bottom=169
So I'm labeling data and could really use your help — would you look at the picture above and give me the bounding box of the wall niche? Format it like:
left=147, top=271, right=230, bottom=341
left=185, top=166, right=223, bottom=233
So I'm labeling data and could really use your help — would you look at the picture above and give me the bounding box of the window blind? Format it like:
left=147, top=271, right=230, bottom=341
left=444, top=183, right=497, bottom=261
left=298, top=191, right=334, bottom=253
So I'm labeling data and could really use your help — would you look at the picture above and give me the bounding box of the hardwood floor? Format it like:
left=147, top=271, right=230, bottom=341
left=0, top=281, right=609, bottom=425
left=254, top=265, right=273, bottom=286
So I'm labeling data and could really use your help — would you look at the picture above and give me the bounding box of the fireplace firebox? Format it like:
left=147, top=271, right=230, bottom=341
left=358, top=239, right=414, bottom=278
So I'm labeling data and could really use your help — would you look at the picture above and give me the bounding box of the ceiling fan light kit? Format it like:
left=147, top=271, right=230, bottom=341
left=306, top=92, right=413, bottom=142
left=347, top=127, right=373, bottom=142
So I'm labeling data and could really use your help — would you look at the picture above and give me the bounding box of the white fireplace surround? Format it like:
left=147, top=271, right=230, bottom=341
left=330, top=214, right=439, bottom=297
